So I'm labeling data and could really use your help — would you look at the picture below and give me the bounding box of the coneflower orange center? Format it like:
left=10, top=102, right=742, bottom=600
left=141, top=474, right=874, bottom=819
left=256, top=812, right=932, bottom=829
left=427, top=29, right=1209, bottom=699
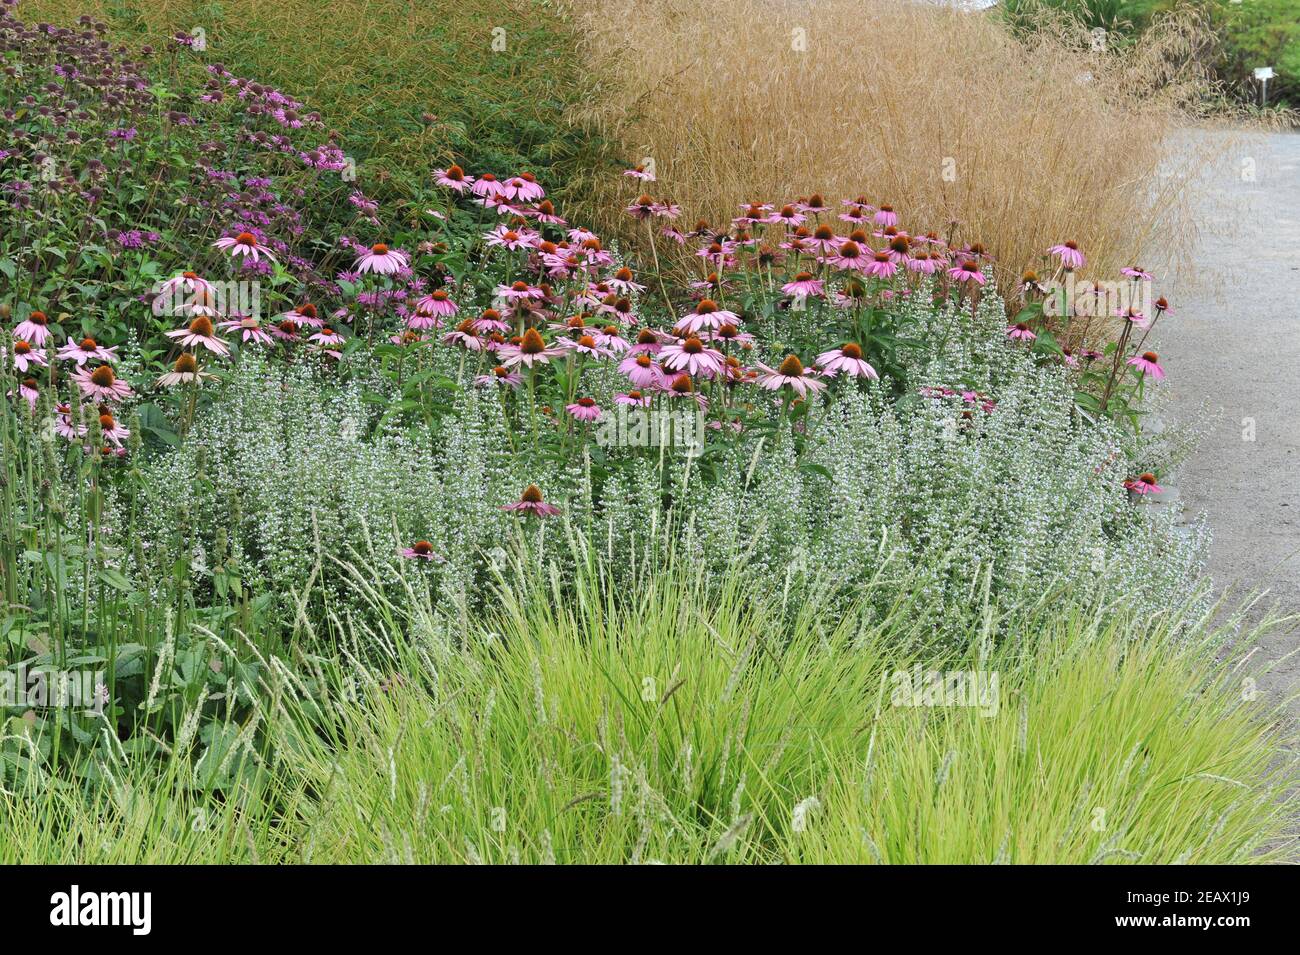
left=778, top=355, right=805, bottom=377
left=520, top=328, right=546, bottom=354
left=90, top=365, right=115, bottom=386
left=521, top=485, right=543, bottom=504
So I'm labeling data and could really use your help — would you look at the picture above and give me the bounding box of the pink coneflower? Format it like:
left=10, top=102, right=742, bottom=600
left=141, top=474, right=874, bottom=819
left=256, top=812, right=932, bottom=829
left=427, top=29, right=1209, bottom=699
left=390, top=330, right=430, bottom=347
left=279, top=303, right=324, bottom=328
left=1048, top=241, right=1085, bottom=269
left=755, top=354, right=825, bottom=398
left=471, top=309, right=511, bottom=334
left=434, top=164, right=474, bottom=192
left=593, top=325, right=630, bottom=353
left=166, top=315, right=230, bottom=355
left=502, top=484, right=562, bottom=517
left=607, top=267, right=645, bottom=294
left=1121, top=266, right=1154, bottom=281
left=815, top=343, right=878, bottom=380
left=474, top=365, right=523, bottom=389
left=948, top=259, right=986, bottom=285
left=782, top=272, right=825, bottom=298
left=1124, top=472, right=1164, bottom=495
left=1019, top=269, right=1048, bottom=295
left=628, top=327, right=665, bottom=355
left=907, top=251, right=941, bottom=275
left=14, top=311, right=51, bottom=347
left=806, top=224, right=842, bottom=256
left=1006, top=322, right=1037, bottom=341
left=1128, top=351, right=1165, bottom=380
left=1154, top=296, right=1174, bottom=316
left=660, top=372, right=709, bottom=409
left=625, top=194, right=661, bottom=220
left=92, top=410, right=131, bottom=447
left=661, top=335, right=724, bottom=378
left=829, top=240, right=871, bottom=271
left=562, top=334, right=612, bottom=359
left=355, top=243, right=409, bottom=275
left=400, top=540, right=443, bottom=561
left=272, top=320, right=302, bottom=342
left=156, top=352, right=215, bottom=388
left=214, top=231, right=275, bottom=263
left=623, top=164, right=656, bottom=182
left=677, top=299, right=739, bottom=334
left=500, top=328, right=565, bottom=368
left=16, top=376, right=39, bottom=410
left=411, top=289, right=459, bottom=325
left=485, top=224, right=538, bottom=251
left=711, top=322, right=755, bottom=349
left=495, top=280, right=544, bottom=302
left=9, top=339, right=47, bottom=372
left=309, top=326, right=345, bottom=347
left=873, top=204, right=898, bottom=227
left=502, top=173, right=545, bottom=202
left=1061, top=346, right=1080, bottom=369
left=1117, top=307, right=1150, bottom=329
left=471, top=173, right=504, bottom=198
left=73, top=364, right=133, bottom=402
left=766, top=204, right=806, bottom=227
left=54, top=402, right=78, bottom=440
left=159, top=271, right=214, bottom=299
left=566, top=397, right=603, bottom=422
left=616, top=390, right=652, bottom=407
left=57, top=336, right=118, bottom=365
left=619, top=352, right=667, bottom=388
left=862, top=251, right=898, bottom=279
left=219, top=315, right=275, bottom=346
left=796, top=194, right=831, bottom=215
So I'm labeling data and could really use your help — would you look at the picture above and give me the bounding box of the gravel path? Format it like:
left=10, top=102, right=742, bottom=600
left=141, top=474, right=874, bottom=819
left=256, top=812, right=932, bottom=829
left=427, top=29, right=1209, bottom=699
left=1159, top=131, right=1300, bottom=714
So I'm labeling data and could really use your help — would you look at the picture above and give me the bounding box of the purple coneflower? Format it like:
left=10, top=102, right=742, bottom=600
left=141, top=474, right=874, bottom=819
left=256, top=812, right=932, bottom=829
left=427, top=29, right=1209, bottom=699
left=214, top=231, right=275, bottom=263
left=9, top=339, right=47, bottom=372
left=661, top=335, right=724, bottom=378
left=566, top=397, right=603, bottom=422
left=93, top=411, right=131, bottom=447
left=677, top=299, right=739, bottom=334
left=355, top=243, right=409, bottom=275
left=73, top=364, right=133, bottom=402
left=620, top=352, right=667, bottom=388
left=14, top=311, right=52, bottom=347
left=948, top=259, right=985, bottom=285
left=1048, top=241, right=1085, bottom=270
left=1124, top=472, right=1164, bottom=495
left=219, top=315, right=275, bottom=346
left=816, top=343, right=878, bottom=380
left=57, top=336, right=118, bottom=365
left=502, top=484, right=562, bottom=517
left=156, top=352, right=216, bottom=387
left=434, top=164, right=474, bottom=192
left=500, top=328, right=565, bottom=368
left=782, top=272, right=825, bottom=298
left=166, top=316, right=230, bottom=355
left=474, top=365, right=523, bottom=389
left=1006, top=322, right=1037, bottom=342
left=1128, top=351, right=1165, bottom=380
left=755, top=355, right=825, bottom=398
left=309, top=326, right=346, bottom=347
left=400, top=540, right=443, bottom=561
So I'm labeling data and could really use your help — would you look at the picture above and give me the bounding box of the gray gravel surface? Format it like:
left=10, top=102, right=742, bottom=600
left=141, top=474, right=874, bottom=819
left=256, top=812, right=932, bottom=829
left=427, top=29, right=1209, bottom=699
left=1159, top=131, right=1300, bottom=715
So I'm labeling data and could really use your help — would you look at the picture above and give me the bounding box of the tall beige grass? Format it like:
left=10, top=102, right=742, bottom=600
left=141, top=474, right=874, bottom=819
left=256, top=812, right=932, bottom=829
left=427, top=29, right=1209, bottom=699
left=570, top=0, right=1230, bottom=295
